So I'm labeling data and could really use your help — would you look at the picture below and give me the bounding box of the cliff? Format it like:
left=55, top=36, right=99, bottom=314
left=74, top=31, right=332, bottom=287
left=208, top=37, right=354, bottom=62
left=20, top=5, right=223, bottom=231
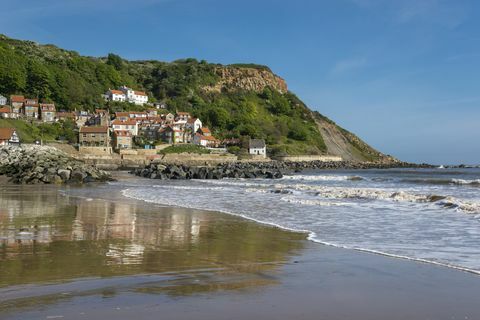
left=203, top=66, right=288, bottom=94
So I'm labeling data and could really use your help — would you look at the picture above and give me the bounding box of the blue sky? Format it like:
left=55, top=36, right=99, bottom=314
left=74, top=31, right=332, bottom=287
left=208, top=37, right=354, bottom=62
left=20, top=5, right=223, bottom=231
left=1, top=0, right=479, bottom=164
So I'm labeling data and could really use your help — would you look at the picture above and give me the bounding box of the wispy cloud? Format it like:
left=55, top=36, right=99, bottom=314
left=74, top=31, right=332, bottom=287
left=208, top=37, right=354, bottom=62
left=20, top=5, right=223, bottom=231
left=330, top=57, right=368, bottom=76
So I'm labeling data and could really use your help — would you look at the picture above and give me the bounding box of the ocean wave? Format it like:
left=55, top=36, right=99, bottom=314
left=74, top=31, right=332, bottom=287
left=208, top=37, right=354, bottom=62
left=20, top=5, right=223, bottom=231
left=282, top=175, right=363, bottom=181
left=280, top=196, right=351, bottom=207
left=401, top=178, right=480, bottom=187
left=266, top=184, right=480, bottom=214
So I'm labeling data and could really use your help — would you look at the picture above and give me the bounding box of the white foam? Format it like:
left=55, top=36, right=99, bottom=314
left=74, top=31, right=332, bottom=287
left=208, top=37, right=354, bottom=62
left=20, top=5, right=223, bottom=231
left=282, top=175, right=363, bottom=181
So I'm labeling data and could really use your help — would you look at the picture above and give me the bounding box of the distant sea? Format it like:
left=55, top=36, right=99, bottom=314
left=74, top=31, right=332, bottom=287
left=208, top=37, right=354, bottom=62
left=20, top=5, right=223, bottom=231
left=101, top=168, right=480, bottom=274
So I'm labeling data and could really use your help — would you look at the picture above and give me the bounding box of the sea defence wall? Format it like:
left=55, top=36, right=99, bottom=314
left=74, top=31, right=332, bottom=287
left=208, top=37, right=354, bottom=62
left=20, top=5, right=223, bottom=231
left=152, top=153, right=238, bottom=165
left=274, top=155, right=343, bottom=162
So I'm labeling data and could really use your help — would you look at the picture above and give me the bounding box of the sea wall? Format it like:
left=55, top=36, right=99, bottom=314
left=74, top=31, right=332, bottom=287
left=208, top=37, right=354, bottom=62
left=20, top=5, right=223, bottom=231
left=274, top=155, right=343, bottom=162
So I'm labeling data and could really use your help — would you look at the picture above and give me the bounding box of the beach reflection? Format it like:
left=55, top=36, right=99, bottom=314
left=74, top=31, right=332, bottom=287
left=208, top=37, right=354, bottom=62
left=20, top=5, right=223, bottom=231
left=0, top=185, right=305, bottom=290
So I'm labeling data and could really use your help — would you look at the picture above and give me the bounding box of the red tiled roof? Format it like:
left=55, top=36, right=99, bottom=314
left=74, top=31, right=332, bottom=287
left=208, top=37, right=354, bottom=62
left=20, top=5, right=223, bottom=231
left=200, top=127, right=211, bottom=133
left=176, top=112, right=190, bottom=116
left=112, top=119, right=137, bottom=126
left=110, top=90, right=124, bottom=95
left=80, top=126, right=109, bottom=134
left=10, top=95, right=24, bottom=103
left=40, top=103, right=56, bottom=111
left=134, top=91, right=147, bottom=96
left=114, top=130, right=132, bottom=137
left=0, top=106, right=11, bottom=113
left=0, top=128, right=15, bottom=140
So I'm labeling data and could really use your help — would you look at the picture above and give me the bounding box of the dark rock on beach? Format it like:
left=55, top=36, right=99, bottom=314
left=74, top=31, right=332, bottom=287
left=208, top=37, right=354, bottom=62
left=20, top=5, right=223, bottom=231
left=0, top=145, right=112, bottom=184
left=132, top=159, right=432, bottom=181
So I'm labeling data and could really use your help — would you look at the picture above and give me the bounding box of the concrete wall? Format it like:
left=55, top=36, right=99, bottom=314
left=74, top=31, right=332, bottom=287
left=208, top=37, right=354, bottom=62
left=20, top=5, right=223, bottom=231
left=274, top=155, right=343, bottom=162
left=79, top=146, right=112, bottom=155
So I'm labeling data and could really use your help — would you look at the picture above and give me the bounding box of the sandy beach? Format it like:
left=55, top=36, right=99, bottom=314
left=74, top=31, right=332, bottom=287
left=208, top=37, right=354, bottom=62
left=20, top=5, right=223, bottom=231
left=0, top=180, right=479, bottom=320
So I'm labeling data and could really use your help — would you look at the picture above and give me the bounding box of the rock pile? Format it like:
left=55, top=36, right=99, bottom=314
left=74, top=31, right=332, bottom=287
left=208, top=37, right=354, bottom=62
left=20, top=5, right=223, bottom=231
left=133, top=162, right=284, bottom=180
left=0, top=145, right=112, bottom=184
left=132, top=159, right=432, bottom=181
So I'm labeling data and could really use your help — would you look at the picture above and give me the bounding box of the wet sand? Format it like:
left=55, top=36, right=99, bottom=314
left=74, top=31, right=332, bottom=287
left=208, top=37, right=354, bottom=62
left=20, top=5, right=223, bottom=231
left=0, top=182, right=479, bottom=319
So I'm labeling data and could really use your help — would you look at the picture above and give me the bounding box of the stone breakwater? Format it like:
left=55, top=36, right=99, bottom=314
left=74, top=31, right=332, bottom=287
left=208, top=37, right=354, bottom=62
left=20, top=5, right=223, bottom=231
left=133, top=162, right=284, bottom=180
left=0, top=145, right=112, bottom=184
left=132, top=160, right=430, bottom=180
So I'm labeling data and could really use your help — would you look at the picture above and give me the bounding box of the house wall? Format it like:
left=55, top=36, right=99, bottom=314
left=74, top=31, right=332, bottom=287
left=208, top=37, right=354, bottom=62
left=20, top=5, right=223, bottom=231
left=79, top=133, right=109, bottom=147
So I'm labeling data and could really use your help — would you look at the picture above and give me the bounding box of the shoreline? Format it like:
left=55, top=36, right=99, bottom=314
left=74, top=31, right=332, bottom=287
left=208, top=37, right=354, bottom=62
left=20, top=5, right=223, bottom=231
left=1, top=177, right=479, bottom=319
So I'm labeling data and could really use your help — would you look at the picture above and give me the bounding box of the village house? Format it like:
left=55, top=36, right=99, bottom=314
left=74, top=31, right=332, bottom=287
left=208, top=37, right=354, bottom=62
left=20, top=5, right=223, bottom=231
left=249, top=139, right=267, bottom=158
left=115, top=111, right=148, bottom=121
left=112, top=119, right=138, bottom=136
left=0, top=95, right=7, bottom=105
left=79, top=126, right=110, bottom=147
left=23, top=99, right=39, bottom=119
left=187, top=118, right=202, bottom=135
left=175, top=112, right=191, bottom=123
left=0, top=128, right=20, bottom=145
left=75, top=111, right=91, bottom=127
left=113, top=130, right=133, bottom=150
left=193, top=133, right=218, bottom=148
left=0, top=106, right=13, bottom=119
left=105, top=89, right=126, bottom=102
left=147, top=109, right=158, bottom=117
left=163, top=113, right=175, bottom=122
left=39, top=103, right=56, bottom=122
left=10, top=95, right=24, bottom=115
left=89, top=109, right=110, bottom=126
left=158, top=126, right=182, bottom=144
left=119, top=86, right=149, bottom=105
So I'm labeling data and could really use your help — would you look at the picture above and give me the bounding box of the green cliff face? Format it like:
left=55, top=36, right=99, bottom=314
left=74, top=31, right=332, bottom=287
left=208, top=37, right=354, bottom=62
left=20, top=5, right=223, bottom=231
left=0, top=34, right=392, bottom=161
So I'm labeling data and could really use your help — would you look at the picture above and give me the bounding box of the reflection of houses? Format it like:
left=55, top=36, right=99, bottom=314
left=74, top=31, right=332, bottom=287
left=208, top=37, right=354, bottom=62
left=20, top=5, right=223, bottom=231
left=0, top=128, right=20, bottom=145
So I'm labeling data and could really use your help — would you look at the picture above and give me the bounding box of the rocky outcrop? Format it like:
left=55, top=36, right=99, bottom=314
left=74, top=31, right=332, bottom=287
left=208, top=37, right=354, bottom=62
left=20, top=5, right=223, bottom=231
left=0, top=145, right=112, bottom=184
left=203, top=66, right=288, bottom=94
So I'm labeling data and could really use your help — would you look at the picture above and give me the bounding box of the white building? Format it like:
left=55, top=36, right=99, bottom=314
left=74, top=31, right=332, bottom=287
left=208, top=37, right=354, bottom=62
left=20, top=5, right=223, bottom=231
left=119, top=86, right=148, bottom=105
left=0, top=95, right=7, bottom=105
left=187, top=118, right=202, bottom=135
left=112, top=119, right=139, bottom=136
left=249, top=139, right=266, bottom=158
left=106, top=89, right=126, bottom=102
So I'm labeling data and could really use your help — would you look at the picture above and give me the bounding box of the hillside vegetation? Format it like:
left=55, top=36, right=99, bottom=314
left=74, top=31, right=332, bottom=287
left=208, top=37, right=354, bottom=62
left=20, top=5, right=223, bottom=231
left=0, top=34, right=389, bottom=161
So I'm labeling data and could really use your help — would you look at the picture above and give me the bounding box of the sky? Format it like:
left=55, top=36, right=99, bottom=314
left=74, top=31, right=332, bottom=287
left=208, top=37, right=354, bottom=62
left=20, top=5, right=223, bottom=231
left=1, top=0, right=479, bottom=164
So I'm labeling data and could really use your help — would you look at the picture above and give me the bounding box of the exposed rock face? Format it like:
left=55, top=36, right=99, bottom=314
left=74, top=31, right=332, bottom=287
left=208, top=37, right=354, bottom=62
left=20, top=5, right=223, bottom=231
left=0, top=145, right=112, bottom=184
left=203, top=67, right=288, bottom=94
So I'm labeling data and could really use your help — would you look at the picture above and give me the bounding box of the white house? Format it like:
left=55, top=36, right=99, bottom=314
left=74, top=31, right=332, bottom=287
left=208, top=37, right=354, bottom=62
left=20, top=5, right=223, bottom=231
left=119, top=86, right=148, bottom=105
left=106, top=89, right=126, bottom=102
left=194, top=133, right=217, bottom=147
left=112, top=119, right=138, bottom=136
left=0, top=95, right=7, bottom=105
left=187, top=118, right=202, bottom=135
left=249, top=139, right=266, bottom=158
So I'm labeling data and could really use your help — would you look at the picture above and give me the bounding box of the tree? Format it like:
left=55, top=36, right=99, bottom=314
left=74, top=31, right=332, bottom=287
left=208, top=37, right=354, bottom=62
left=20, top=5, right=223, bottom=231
left=26, top=60, right=52, bottom=100
left=106, top=53, right=124, bottom=71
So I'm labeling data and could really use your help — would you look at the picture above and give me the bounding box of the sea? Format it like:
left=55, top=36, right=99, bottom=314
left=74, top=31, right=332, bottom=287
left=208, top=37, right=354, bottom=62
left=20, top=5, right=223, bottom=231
left=106, top=168, right=480, bottom=274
